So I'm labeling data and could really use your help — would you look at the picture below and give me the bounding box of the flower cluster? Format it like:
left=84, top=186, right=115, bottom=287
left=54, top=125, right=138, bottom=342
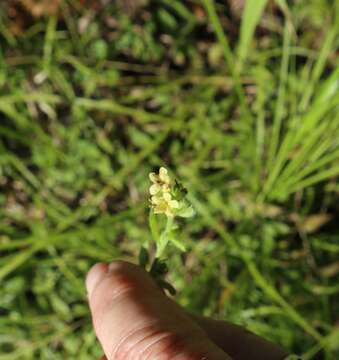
left=149, top=167, right=195, bottom=219
left=144, top=166, right=195, bottom=293
left=149, top=167, right=179, bottom=217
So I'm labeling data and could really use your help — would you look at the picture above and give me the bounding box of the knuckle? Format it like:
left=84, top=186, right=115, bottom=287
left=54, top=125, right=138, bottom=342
left=114, top=325, right=206, bottom=360
left=113, top=325, right=185, bottom=360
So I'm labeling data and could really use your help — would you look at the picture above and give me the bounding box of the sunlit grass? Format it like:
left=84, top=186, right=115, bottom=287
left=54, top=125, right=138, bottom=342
left=0, top=0, right=338, bottom=358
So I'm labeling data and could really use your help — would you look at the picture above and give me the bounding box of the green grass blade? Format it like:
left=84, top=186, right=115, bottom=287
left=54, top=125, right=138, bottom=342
left=0, top=247, right=37, bottom=283
left=277, top=117, right=338, bottom=185
left=262, top=88, right=338, bottom=200
left=267, top=22, right=291, bottom=171
left=277, top=146, right=339, bottom=193
left=201, top=0, right=249, bottom=116
left=299, top=25, right=338, bottom=112
left=43, top=15, right=57, bottom=74
left=237, top=0, right=269, bottom=66
left=286, top=165, right=339, bottom=195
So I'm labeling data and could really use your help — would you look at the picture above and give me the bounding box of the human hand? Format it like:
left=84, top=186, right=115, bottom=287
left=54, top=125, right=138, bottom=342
left=86, top=261, right=287, bottom=360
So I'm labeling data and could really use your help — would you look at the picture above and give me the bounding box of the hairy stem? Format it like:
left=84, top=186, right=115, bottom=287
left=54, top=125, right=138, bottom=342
left=156, top=216, right=174, bottom=258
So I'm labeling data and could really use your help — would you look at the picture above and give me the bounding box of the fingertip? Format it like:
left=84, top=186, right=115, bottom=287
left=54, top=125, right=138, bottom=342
left=107, top=259, right=132, bottom=273
left=87, top=261, right=230, bottom=360
left=87, top=261, right=148, bottom=303
left=86, top=263, right=109, bottom=297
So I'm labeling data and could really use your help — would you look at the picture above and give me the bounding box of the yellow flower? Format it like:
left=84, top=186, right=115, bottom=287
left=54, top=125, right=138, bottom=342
left=149, top=167, right=178, bottom=217
left=148, top=166, right=194, bottom=219
left=159, top=167, right=170, bottom=184
left=149, top=172, right=158, bottom=183
left=149, top=167, right=170, bottom=184
left=151, top=192, right=179, bottom=217
left=149, top=183, right=161, bottom=195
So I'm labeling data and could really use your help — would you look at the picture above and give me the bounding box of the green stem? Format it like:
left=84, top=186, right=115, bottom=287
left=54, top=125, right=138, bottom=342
left=149, top=210, right=160, bottom=244
left=156, top=216, right=174, bottom=258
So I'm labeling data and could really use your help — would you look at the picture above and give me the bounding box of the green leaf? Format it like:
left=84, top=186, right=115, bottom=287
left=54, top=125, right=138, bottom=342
left=237, top=0, right=269, bottom=65
left=150, top=259, right=168, bottom=277
left=138, top=247, right=150, bottom=268
left=157, top=9, right=178, bottom=31
left=157, top=279, right=176, bottom=296
left=173, top=179, right=187, bottom=200
left=168, top=233, right=186, bottom=252
left=50, top=294, right=71, bottom=320
left=176, top=205, right=195, bottom=218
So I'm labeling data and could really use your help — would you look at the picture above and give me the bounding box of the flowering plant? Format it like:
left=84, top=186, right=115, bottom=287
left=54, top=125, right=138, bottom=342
left=139, top=167, right=195, bottom=294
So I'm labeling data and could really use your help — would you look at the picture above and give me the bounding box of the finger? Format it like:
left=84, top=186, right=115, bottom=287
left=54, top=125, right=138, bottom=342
left=86, top=261, right=231, bottom=360
left=193, top=315, right=288, bottom=360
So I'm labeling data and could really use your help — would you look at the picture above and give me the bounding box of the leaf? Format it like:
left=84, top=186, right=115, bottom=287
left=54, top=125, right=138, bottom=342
left=157, top=279, right=176, bottom=296
left=150, top=259, right=168, bottom=277
left=129, top=126, right=152, bottom=147
left=300, top=214, right=332, bottom=234
left=116, top=0, right=149, bottom=16
left=320, top=262, right=339, bottom=278
left=138, top=247, right=150, bottom=268
left=237, top=0, right=269, bottom=65
left=50, top=294, right=71, bottom=320
left=168, top=232, right=186, bottom=252
left=20, top=0, right=62, bottom=18
left=157, top=9, right=178, bottom=31
left=176, top=205, right=195, bottom=218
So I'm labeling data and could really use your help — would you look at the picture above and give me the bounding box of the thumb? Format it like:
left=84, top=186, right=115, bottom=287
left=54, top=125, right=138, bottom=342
left=86, top=261, right=231, bottom=360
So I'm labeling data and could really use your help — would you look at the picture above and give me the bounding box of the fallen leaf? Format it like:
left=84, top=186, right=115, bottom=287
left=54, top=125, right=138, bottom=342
left=299, top=214, right=332, bottom=234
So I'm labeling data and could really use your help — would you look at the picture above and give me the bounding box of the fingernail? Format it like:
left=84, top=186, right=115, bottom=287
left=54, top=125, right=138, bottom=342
left=86, top=263, right=108, bottom=297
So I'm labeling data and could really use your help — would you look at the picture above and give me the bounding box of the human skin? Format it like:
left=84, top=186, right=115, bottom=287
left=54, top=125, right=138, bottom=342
left=86, top=261, right=288, bottom=360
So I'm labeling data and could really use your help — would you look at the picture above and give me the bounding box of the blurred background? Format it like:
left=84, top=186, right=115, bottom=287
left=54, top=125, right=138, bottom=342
left=0, top=0, right=338, bottom=358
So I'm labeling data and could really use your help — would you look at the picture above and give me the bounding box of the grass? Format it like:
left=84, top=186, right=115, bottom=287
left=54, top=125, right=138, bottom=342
left=0, top=0, right=339, bottom=358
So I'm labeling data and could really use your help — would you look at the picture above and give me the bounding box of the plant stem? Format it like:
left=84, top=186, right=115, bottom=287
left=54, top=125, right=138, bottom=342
left=156, top=216, right=173, bottom=258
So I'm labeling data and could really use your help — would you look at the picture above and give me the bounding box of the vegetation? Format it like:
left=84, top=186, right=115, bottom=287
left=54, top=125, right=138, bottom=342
left=0, top=0, right=338, bottom=358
